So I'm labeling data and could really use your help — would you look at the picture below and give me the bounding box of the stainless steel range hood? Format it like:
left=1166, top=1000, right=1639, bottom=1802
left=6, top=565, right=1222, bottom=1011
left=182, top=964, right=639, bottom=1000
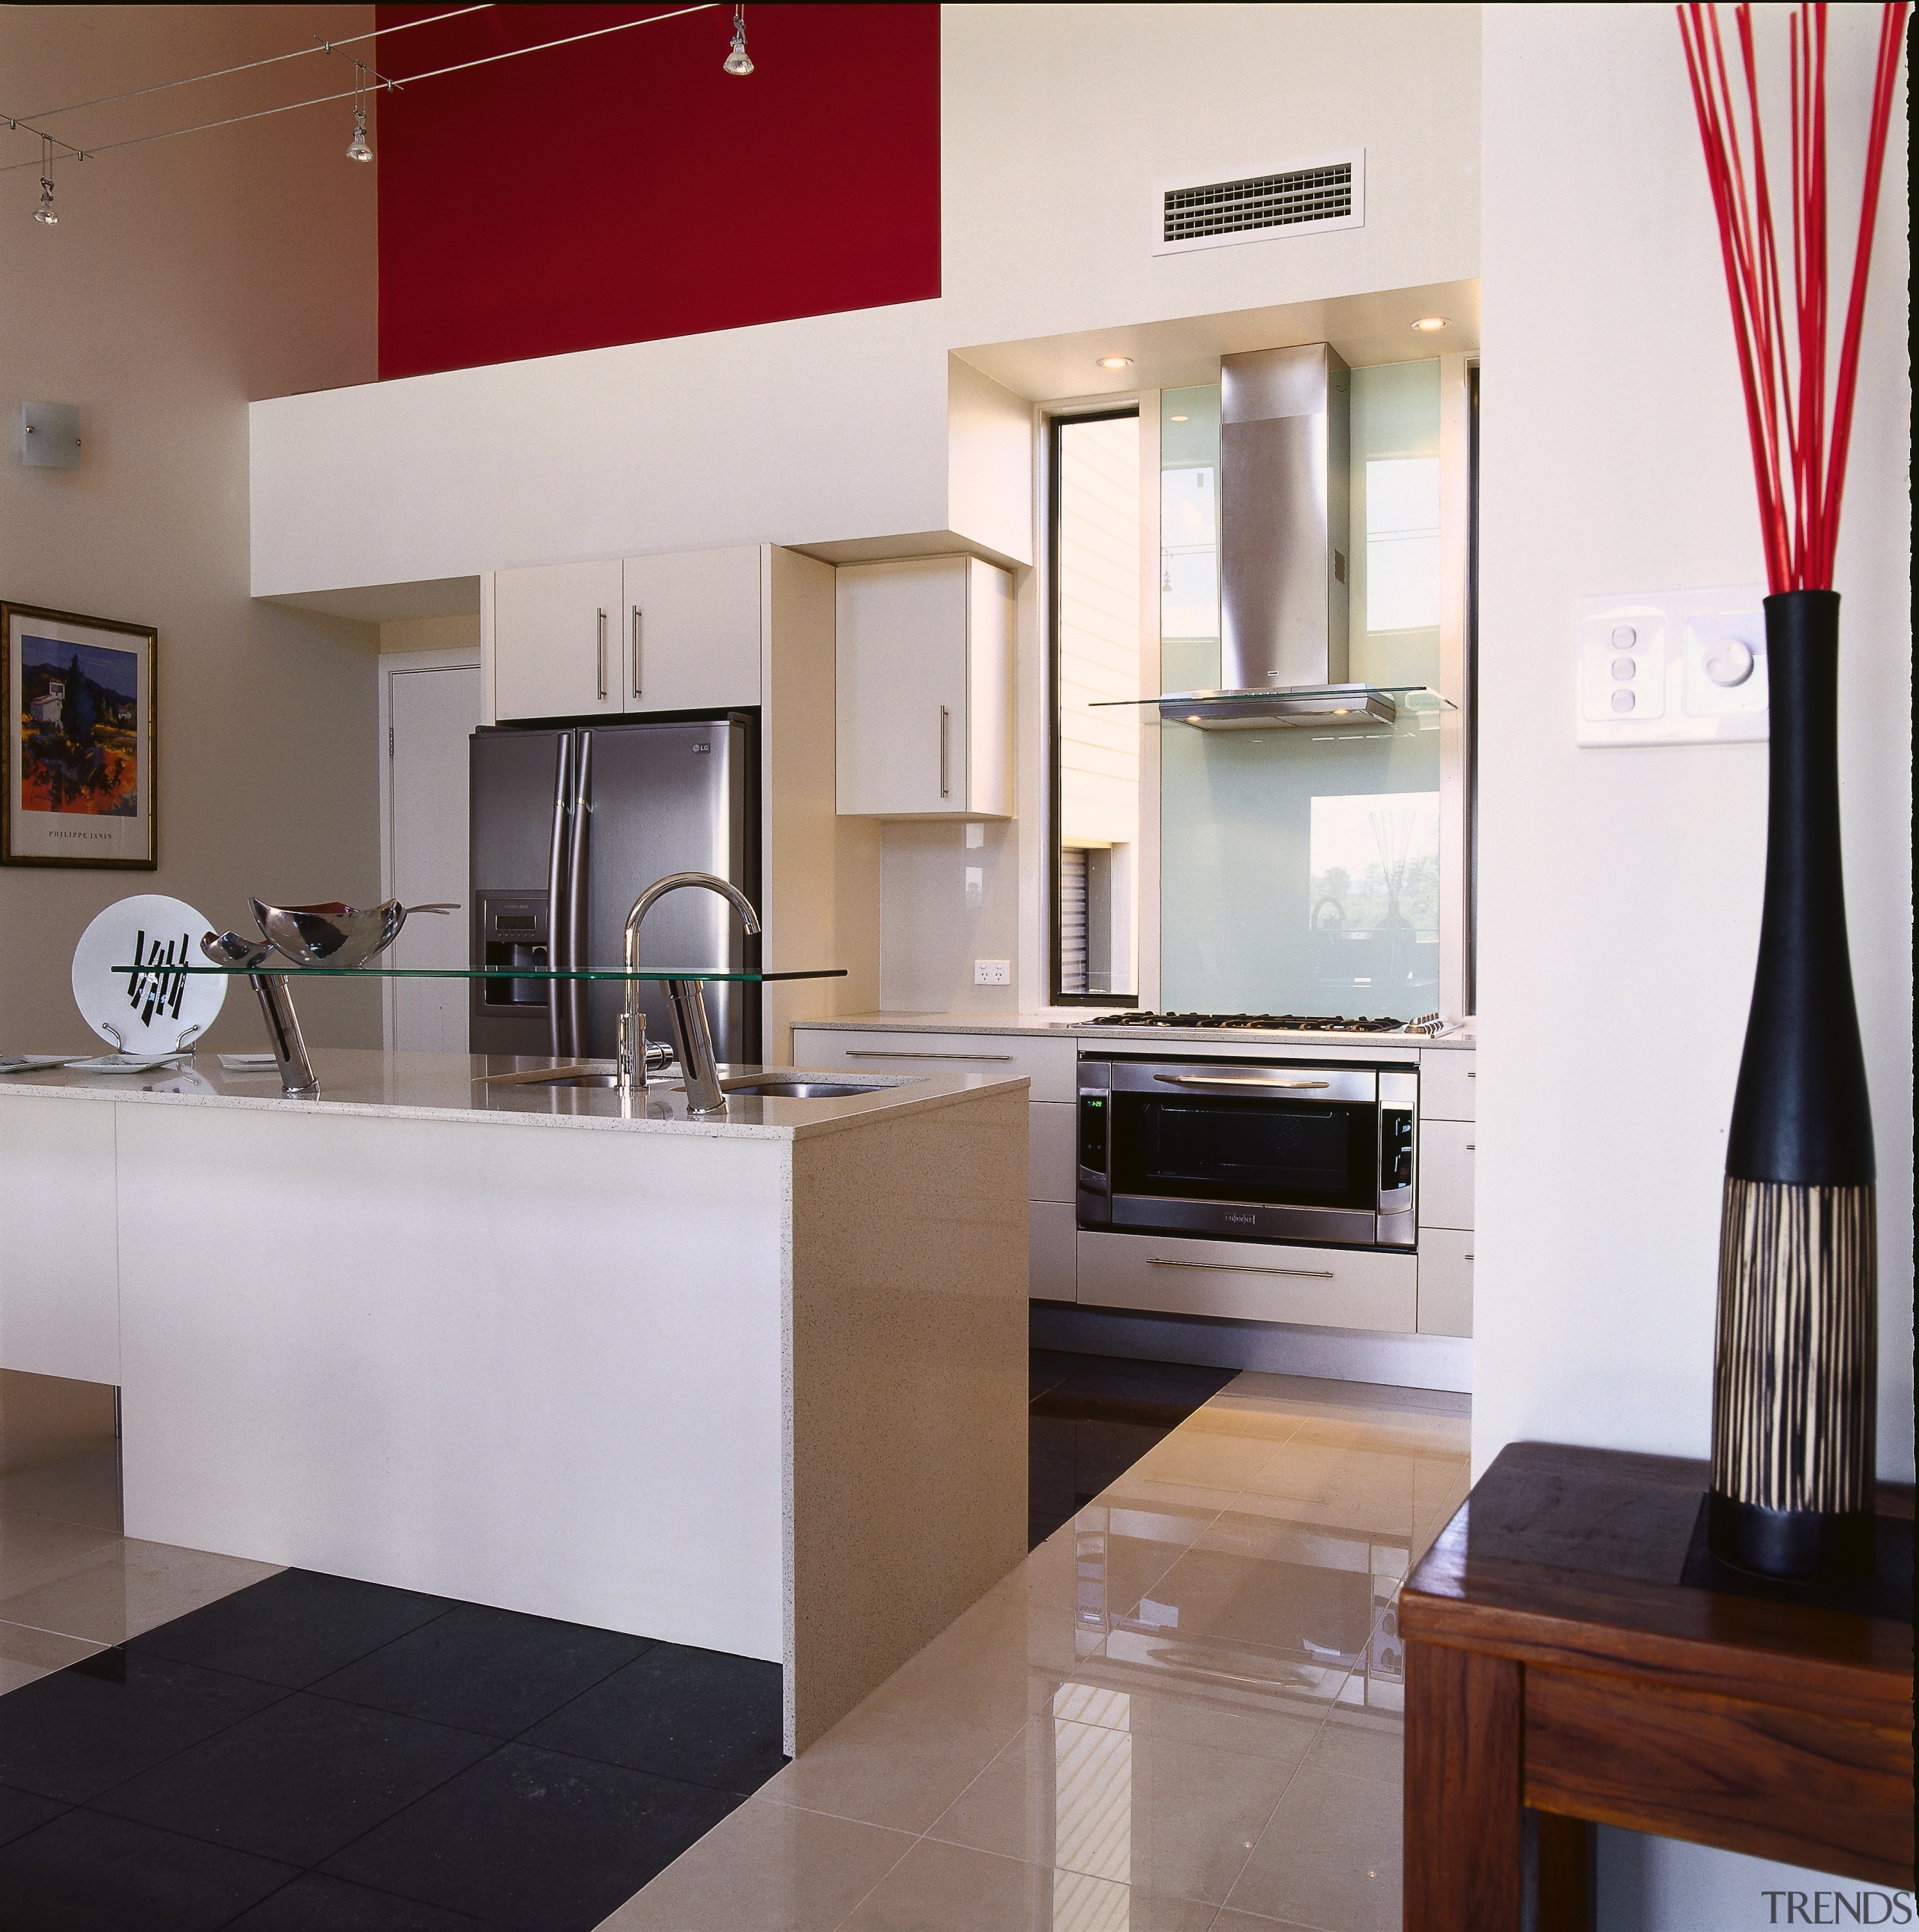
left=1160, top=341, right=1385, bottom=731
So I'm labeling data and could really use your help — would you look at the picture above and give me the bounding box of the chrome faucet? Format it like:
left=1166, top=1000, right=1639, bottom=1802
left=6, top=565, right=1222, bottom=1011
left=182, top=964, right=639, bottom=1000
left=618, top=872, right=761, bottom=1114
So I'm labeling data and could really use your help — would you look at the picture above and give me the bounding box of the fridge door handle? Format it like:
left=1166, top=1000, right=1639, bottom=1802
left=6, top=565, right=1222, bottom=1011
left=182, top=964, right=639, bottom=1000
left=562, top=731, right=592, bottom=1057
left=545, top=733, right=573, bottom=1057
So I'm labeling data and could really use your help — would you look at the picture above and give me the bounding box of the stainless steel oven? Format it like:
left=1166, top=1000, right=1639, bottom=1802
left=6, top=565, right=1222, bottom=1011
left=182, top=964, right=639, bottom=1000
left=1076, top=1057, right=1416, bottom=1249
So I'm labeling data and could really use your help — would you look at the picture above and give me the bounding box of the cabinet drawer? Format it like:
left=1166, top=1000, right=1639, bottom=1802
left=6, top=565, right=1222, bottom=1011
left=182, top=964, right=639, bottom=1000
left=1421, top=1050, right=1476, bottom=1122
left=1029, top=1101, right=1076, bottom=1204
left=792, top=1028, right=1076, bottom=1103
left=1076, top=1228, right=1416, bottom=1332
left=1420, top=1120, right=1476, bottom=1231
left=1418, top=1228, right=1474, bottom=1338
left=1029, top=1201, right=1076, bottom=1302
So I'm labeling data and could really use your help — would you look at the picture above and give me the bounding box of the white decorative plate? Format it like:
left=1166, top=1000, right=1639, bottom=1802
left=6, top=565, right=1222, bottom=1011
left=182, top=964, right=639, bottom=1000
left=70, top=895, right=226, bottom=1053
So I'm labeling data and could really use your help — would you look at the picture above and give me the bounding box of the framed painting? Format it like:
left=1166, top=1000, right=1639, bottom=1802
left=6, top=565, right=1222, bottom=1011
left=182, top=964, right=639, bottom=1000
left=2, top=602, right=157, bottom=868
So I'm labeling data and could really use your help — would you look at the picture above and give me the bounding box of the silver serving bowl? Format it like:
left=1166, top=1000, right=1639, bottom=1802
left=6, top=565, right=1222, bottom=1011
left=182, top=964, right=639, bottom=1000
left=250, top=898, right=455, bottom=970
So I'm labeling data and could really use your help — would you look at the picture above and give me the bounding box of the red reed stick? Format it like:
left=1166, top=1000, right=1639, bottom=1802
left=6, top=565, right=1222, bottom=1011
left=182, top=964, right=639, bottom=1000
left=1677, top=1, right=1908, bottom=593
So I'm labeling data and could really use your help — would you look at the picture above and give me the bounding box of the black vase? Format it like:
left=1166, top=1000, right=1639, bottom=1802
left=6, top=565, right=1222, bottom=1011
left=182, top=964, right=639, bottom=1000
left=1709, top=589, right=1878, bottom=1581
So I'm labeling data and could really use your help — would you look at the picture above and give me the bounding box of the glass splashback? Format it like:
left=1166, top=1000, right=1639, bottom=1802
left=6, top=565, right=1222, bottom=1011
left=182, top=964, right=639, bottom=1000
left=1157, top=362, right=1444, bottom=1018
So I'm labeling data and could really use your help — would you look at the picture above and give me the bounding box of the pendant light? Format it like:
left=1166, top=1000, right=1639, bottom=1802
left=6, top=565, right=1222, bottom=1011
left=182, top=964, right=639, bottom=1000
left=34, top=138, right=57, bottom=224
left=346, top=61, right=373, bottom=162
left=723, top=4, right=753, bottom=76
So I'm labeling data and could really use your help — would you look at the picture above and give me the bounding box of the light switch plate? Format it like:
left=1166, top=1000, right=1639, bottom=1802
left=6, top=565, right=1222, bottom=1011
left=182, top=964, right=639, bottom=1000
left=1575, top=585, right=1767, bottom=747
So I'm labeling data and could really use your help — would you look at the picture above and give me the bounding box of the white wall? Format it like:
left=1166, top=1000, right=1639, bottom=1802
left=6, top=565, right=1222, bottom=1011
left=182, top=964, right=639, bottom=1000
left=249, top=3, right=1481, bottom=598
left=1477, top=7, right=1911, bottom=1926
left=1, top=4, right=382, bottom=1054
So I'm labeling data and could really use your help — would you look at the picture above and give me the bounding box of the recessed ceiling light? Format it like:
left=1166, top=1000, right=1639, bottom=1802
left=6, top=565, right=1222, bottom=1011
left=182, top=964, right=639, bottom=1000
left=1169, top=414, right=1190, bottom=422
left=1096, top=355, right=1133, bottom=370
left=1412, top=316, right=1448, bottom=332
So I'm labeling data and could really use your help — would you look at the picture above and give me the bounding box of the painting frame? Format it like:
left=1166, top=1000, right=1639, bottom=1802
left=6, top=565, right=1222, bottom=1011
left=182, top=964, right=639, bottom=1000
left=2, top=601, right=157, bottom=869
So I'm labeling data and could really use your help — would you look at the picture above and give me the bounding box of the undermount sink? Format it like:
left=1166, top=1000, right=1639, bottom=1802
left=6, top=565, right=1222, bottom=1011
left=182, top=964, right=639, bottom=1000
left=723, top=1078, right=873, bottom=1099
left=520, top=1072, right=880, bottom=1099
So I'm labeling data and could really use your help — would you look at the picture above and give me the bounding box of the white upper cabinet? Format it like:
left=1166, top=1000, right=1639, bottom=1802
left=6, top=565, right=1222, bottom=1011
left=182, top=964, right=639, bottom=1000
left=494, top=559, right=626, bottom=721
left=494, top=547, right=762, bottom=722
left=622, top=546, right=762, bottom=713
left=836, top=556, right=1013, bottom=818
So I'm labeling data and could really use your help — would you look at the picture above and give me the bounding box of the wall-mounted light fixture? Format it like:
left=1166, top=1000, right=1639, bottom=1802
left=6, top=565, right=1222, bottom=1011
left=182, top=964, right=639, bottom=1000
left=22, top=402, right=82, bottom=468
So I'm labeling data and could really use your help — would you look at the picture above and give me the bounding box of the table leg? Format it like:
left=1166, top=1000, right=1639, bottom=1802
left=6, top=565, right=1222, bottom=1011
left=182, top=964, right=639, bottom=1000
left=1405, top=1640, right=1524, bottom=1931
left=1533, top=1812, right=1596, bottom=1932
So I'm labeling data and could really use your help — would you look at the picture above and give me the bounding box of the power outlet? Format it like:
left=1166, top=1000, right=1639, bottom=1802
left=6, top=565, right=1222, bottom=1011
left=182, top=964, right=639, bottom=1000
left=974, top=959, right=1010, bottom=986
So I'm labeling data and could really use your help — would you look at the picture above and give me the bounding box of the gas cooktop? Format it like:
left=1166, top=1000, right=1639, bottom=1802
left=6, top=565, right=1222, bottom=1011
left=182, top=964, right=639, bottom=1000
left=1080, top=1010, right=1439, bottom=1036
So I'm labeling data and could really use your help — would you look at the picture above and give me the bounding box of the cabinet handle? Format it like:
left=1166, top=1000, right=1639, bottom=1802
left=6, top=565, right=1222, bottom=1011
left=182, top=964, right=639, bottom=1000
left=1464, top=1253, right=1474, bottom=1261
left=843, top=1049, right=1013, bottom=1062
left=1148, top=1258, right=1335, bottom=1280
left=632, top=607, right=642, bottom=698
left=597, top=609, right=608, bottom=700
left=939, top=705, right=951, bottom=799
left=1465, top=1144, right=1475, bottom=1152
left=1467, top=1070, right=1476, bottom=1078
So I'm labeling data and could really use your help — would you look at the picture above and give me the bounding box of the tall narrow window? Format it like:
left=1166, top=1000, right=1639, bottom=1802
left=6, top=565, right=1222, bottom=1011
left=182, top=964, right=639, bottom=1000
left=1051, top=410, right=1142, bottom=1003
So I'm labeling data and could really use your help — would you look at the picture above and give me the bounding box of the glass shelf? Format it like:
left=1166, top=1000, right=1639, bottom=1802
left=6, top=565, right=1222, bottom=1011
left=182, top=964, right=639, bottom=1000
left=113, top=966, right=848, bottom=984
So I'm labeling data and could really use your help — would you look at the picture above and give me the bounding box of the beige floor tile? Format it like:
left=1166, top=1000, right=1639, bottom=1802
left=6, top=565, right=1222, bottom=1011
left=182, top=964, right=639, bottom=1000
left=1210, top=1911, right=1318, bottom=1928
left=1231, top=1442, right=1421, bottom=1540
left=1226, top=1766, right=1402, bottom=1932
left=760, top=1695, right=1022, bottom=1837
left=0, top=1619, right=106, bottom=1694
left=0, top=1444, right=122, bottom=1532
left=0, top=1511, right=121, bottom=1597
left=1301, top=1709, right=1402, bottom=1787
left=594, top=1798, right=914, bottom=1932
left=925, top=1712, right=1298, bottom=1907
left=0, top=1534, right=281, bottom=1646
left=834, top=1836, right=1216, bottom=1932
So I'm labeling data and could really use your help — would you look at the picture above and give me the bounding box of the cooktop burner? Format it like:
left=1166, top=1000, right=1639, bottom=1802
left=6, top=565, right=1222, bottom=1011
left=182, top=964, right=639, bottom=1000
left=1084, top=1011, right=1415, bottom=1034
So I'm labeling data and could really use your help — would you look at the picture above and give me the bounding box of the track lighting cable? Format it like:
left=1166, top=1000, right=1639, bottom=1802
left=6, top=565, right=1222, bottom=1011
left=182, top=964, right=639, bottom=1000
left=1, top=4, right=718, bottom=176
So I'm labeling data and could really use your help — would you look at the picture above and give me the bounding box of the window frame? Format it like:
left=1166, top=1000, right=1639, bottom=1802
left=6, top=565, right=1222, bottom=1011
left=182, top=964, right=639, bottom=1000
left=1047, top=403, right=1143, bottom=1009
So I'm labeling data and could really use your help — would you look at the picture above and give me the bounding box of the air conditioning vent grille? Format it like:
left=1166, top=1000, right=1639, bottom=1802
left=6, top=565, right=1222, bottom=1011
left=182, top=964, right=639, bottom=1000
left=1163, top=162, right=1354, bottom=244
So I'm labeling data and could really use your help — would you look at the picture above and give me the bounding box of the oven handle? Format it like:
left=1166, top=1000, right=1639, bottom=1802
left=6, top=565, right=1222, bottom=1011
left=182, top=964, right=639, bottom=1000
left=1151, top=1073, right=1331, bottom=1090
left=1148, top=1258, right=1335, bottom=1279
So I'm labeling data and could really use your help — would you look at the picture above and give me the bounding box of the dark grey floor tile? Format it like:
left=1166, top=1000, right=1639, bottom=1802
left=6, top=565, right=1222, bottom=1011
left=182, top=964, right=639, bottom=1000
left=322, top=1742, right=737, bottom=1931
left=226, top=1872, right=492, bottom=1930
left=0, top=1806, right=295, bottom=1932
left=127, top=1570, right=452, bottom=1689
left=91, top=1690, right=498, bottom=1868
left=312, top=1602, right=650, bottom=1739
left=0, top=1651, right=286, bottom=1804
left=520, top=1643, right=783, bottom=1794
left=0, top=1784, right=68, bottom=1851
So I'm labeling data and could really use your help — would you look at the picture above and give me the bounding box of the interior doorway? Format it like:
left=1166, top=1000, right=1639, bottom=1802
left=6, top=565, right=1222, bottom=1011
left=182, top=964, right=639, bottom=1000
left=382, top=658, right=480, bottom=1053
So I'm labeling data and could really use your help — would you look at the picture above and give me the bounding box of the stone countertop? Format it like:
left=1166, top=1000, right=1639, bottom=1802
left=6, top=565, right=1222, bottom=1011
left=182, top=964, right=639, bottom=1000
left=0, top=1049, right=1028, bottom=1141
left=794, top=1012, right=1478, bottom=1051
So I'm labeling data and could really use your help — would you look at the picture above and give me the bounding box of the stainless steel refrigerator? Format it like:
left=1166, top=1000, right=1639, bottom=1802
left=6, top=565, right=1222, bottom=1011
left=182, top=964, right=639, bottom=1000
left=468, top=715, right=759, bottom=1063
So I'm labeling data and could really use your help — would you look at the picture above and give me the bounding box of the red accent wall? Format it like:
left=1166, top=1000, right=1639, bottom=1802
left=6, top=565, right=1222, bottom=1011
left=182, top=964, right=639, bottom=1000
left=375, top=4, right=940, bottom=381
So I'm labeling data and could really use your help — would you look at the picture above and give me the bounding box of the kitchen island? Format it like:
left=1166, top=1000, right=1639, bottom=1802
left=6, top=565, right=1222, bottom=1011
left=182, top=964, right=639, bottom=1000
left=0, top=1051, right=1030, bottom=1752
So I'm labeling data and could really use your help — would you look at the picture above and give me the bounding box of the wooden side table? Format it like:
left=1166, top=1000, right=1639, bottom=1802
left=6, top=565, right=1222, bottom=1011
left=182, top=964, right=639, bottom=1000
left=1400, top=1441, right=1914, bottom=1932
